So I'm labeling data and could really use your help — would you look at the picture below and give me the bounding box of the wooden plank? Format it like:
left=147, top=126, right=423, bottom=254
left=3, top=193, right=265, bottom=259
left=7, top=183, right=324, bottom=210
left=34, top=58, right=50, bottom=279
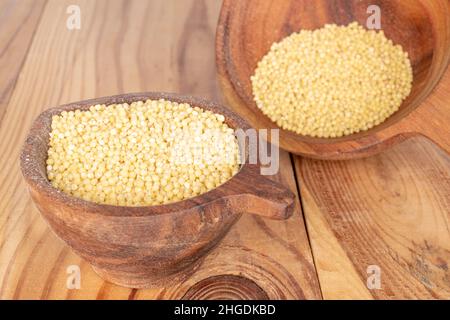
left=0, top=0, right=47, bottom=124
left=295, top=138, right=450, bottom=299
left=0, top=0, right=321, bottom=299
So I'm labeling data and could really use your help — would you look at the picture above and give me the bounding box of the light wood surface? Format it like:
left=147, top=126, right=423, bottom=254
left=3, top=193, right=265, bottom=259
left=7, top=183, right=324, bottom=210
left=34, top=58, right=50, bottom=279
left=297, top=138, right=450, bottom=299
left=21, top=92, right=296, bottom=289
left=0, top=0, right=449, bottom=300
left=0, top=0, right=46, bottom=122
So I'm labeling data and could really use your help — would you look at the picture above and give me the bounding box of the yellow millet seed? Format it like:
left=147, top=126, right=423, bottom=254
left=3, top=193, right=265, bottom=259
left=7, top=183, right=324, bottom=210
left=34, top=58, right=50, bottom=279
left=47, top=99, right=240, bottom=206
left=251, top=22, right=413, bottom=138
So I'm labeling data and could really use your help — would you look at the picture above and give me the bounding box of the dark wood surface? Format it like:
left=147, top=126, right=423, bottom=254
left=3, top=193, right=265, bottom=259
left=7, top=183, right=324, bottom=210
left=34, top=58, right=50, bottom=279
left=216, top=0, right=450, bottom=159
left=0, top=0, right=449, bottom=299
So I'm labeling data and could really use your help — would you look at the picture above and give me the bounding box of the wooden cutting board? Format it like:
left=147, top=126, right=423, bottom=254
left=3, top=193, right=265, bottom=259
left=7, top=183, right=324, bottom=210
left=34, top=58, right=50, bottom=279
left=0, top=0, right=448, bottom=299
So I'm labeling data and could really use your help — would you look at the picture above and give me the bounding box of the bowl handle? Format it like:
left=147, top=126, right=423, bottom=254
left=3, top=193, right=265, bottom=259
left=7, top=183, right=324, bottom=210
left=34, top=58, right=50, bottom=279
left=226, top=165, right=295, bottom=220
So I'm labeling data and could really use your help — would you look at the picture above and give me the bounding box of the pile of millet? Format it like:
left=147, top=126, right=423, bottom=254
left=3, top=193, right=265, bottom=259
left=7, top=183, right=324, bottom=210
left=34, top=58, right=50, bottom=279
left=251, top=22, right=413, bottom=138
left=46, top=99, right=240, bottom=206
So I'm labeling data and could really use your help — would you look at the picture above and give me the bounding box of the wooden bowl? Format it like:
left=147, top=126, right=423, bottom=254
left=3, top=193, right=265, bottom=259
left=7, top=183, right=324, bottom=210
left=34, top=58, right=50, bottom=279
left=20, top=92, right=294, bottom=289
left=216, top=0, right=450, bottom=159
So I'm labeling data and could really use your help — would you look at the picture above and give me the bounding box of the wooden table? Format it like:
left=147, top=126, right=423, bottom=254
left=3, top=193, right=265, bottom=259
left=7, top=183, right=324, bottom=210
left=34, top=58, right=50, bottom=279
left=0, top=0, right=448, bottom=300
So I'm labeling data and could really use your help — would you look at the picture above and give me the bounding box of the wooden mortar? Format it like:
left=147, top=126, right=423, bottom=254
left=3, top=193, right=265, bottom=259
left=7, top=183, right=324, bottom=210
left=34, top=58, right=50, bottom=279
left=20, top=92, right=294, bottom=288
left=216, top=0, right=450, bottom=159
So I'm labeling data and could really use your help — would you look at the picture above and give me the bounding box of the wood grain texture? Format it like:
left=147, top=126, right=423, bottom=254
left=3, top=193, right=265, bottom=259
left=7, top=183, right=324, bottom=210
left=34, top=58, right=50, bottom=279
left=0, top=0, right=47, bottom=124
left=296, top=137, right=450, bottom=299
left=2, top=0, right=448, bottom=301
left=0, top=0, right=320, bottom=299
left=216, top=0, right=450, bottom=159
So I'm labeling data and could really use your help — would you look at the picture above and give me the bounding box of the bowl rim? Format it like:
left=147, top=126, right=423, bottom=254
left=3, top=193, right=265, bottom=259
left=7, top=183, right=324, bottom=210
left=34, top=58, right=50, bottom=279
left=20, top=92, right=256, bottom=217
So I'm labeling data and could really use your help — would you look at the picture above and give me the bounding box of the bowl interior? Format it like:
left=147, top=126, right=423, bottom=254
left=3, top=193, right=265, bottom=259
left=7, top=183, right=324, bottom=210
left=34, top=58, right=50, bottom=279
left=224, top=0, right=450, bottom=143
